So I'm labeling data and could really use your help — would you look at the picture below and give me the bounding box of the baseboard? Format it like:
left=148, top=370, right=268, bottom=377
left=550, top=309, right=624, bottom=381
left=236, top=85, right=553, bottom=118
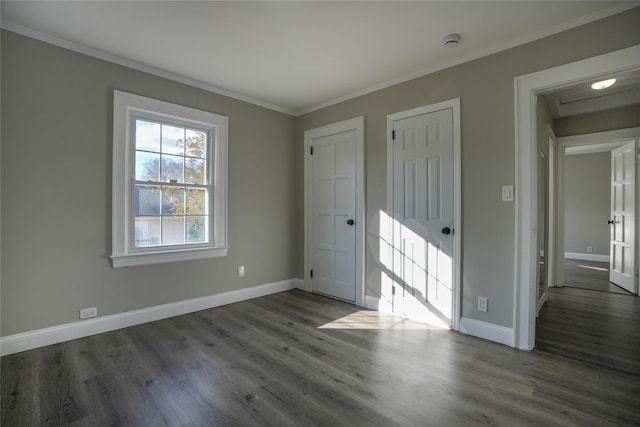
left=459, top=317, right=514, bottom=347
left=363, top=294, right=393, bottom=313
left=1, top=278, right=303, bottom=357
left=363, top=295, right=380, bottom=310
left=564, top=252, right=609, bottom=262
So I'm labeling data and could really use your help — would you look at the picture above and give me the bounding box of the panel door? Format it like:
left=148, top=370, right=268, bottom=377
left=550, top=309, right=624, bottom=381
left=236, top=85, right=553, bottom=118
left=610, top=140, right=636, bottom=294
left=391, top=108, right=454, bottom=325
left=311, top=130, right=357, bottom=301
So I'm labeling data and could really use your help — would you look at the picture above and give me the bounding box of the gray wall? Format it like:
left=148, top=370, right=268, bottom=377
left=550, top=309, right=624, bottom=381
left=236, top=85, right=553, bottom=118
left=554, top=104, right=640, bottom=137
left=295, top=8, right=640, bottom=328
left=2, top=7, right=640, bottom=338
left=1, top=31, right=297, bottom=336
left=564, top=152, right=611, bottom=255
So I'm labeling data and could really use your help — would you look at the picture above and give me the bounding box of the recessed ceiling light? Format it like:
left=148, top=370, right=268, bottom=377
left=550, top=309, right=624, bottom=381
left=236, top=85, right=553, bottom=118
left=442, top=34, right=461, bottom=48
left=591, top=78, right=616, bottom=90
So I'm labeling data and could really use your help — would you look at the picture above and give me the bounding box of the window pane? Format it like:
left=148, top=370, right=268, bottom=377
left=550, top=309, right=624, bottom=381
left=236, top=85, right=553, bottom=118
left=135, top=151, right=160, bottom=181
left=135, top=217, right=161, bottom=247
left=186, top=188, right=207, bottom=215
left=185, top=129, right=207, bottom=158
left=162, top=124, right=185, bottom=155
left=135, top=185, right=161, bottom=215
left=185, top=158, right=206, bottom=184
left=162, top=217, right=185, bottom=245
left=162, top=187, right=185, bottom=215
left=136, top=120, right=161, bottom=152
left=161, top=155, right=184, bottom=182
left=187, top=216, right=207, bottom=243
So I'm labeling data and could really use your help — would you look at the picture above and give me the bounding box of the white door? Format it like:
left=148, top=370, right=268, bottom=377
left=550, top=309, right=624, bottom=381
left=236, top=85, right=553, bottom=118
left=310, top=129, right=357, bottom=301
left=390, top=104, right=456, bottom=327
left=610, top=140, right=636, bottom=294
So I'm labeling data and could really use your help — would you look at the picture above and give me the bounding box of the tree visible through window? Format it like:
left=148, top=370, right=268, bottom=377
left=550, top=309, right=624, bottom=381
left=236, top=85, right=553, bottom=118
left=133, top=119, right=210, bottom=248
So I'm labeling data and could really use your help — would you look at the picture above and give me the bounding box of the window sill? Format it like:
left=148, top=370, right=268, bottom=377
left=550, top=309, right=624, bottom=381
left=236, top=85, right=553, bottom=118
left=110, top=246, right=228, bottom=268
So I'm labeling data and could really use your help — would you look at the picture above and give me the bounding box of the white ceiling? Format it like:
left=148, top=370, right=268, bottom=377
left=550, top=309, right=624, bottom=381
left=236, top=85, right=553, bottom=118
left=1, top=1, right=638, bottom=115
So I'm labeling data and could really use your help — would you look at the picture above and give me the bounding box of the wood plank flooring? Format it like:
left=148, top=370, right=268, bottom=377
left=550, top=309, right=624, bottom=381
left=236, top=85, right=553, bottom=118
left=563, top=259, right=630, bottom=295
left=536, top=286, right=640, bottom=376
left=3, top=289, right=640, bottom=426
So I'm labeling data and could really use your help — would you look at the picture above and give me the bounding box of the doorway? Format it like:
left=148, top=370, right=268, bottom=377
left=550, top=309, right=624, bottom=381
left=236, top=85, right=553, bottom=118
left=556, top=132, right=640, bottom=296
left=514, top=44, right=640, bottom=350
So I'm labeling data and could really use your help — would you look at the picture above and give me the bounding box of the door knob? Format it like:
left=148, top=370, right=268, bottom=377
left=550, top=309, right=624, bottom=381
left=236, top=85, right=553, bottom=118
left=608, top=220, right=615, bottom=225
left=346, top=219, right=355, bottom=226
left=441, top=227, right=452, bottom=235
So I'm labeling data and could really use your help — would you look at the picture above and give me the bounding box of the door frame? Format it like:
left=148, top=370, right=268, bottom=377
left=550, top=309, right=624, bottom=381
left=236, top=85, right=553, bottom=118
left=546, top=126, right=556, bottom=291
left=386, top=99, right=461, bottom=331
left=304, top=116, right=365, bottom=306
left=514, top=44, right=640, bottom=350
left=536, top=125, right=556, bottom=315
left=556, top=128, right=640, bottom=289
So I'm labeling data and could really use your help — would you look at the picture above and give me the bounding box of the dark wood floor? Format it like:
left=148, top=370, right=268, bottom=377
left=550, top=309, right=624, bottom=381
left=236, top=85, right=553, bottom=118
left=3, top=290, right=640, bottom=426
left=563, top=258, right=631, bottom=294
left=536, top=286, right=640, bottom=376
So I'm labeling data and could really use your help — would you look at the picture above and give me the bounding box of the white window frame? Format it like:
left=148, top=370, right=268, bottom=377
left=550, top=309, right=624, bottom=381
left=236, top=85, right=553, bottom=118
left=111, top=90, right=228, bottom=268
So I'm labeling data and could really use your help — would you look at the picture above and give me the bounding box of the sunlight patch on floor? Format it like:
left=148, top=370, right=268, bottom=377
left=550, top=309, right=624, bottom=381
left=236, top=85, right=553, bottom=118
left=577, top=264, right=608, bottom=272
left=318, top=310, right=446, bottom=330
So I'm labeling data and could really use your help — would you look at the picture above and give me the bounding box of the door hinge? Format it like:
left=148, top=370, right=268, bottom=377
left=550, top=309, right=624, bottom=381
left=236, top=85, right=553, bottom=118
left=392, top=130, right=396, bottom=140
left=392, top=286, right=395, bottom=295
left=310, top=146, right=313, bottom=155
left=310, top=269, right=313, bottom=278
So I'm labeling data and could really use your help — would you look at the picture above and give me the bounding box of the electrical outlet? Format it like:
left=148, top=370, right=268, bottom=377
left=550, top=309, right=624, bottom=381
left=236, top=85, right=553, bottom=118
left=238, top=265, right=245, bottom=277
left=478, top=297, right=488, bottom=313
left=587, top=246, right=593, bottom=253
left=79, top=307, right=97, bottom=320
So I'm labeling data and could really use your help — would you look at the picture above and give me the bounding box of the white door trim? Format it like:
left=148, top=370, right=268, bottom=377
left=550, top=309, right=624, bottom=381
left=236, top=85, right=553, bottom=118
left=514, top=44, right=640, bottom=350
left=546, top=126, right=556, bottom=292
left=386, top=99, right=461, bottom=331
left=304, top=117, right=365, bottom=306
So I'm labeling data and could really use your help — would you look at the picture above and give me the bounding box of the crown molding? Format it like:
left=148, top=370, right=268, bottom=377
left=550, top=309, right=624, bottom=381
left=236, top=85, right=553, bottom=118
left=0, top=20, right=296, bottom=116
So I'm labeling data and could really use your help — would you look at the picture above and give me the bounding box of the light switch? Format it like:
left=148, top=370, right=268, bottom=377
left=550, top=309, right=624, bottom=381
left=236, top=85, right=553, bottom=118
left=502, top=185, right=514, bottom=202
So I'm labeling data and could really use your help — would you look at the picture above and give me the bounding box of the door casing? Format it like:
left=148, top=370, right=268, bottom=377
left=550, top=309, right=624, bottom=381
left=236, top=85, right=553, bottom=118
left=304, top=117, right=365, bottom=306
left=514, top=44, right=640, bottom=350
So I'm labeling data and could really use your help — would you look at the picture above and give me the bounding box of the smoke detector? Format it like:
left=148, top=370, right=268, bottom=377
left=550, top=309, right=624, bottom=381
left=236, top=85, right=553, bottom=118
left=442, top=33, right=462, bottom=48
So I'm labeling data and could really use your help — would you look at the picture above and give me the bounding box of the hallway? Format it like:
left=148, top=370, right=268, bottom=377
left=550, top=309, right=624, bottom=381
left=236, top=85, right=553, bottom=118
left=535, top=286, right=640, bottom=376
left=563, top=259, right=631, bottom=295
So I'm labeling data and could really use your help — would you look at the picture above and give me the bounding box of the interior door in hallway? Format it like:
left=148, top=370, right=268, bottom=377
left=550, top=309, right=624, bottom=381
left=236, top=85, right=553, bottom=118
left=609, top=140, right=636, bottom=294
left=390, top=104, right=456, bottom=326
left=310, top=129, right=357, bottom=301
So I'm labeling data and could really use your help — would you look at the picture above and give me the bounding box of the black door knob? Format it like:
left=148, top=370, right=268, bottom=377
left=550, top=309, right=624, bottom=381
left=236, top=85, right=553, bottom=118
left=441, top=227, right=452, bottom=235
left=608, top=220, right=615, bottom=225
left=346, top=219, right=354, bottom=226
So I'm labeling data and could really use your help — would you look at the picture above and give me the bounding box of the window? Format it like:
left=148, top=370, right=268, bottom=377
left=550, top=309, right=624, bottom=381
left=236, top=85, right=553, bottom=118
left=111, top=91, right=228, bottom=267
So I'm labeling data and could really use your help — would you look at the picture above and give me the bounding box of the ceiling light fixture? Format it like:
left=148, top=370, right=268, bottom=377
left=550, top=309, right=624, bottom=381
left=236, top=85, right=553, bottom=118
left=442, top=33, right=461, bottom=48
left=590, top=78, right=616, bottom=90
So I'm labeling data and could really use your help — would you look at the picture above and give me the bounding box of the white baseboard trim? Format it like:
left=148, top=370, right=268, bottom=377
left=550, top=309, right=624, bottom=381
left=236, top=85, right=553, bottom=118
left=1, top=278, right=303, bottom=357
left=459, top=317, right=514, bottom=347
left=564, top=252, right=609, bottom=262
left=363, top=295, right=379, bottom=310
left=363, top=294, right=393, bottom=313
